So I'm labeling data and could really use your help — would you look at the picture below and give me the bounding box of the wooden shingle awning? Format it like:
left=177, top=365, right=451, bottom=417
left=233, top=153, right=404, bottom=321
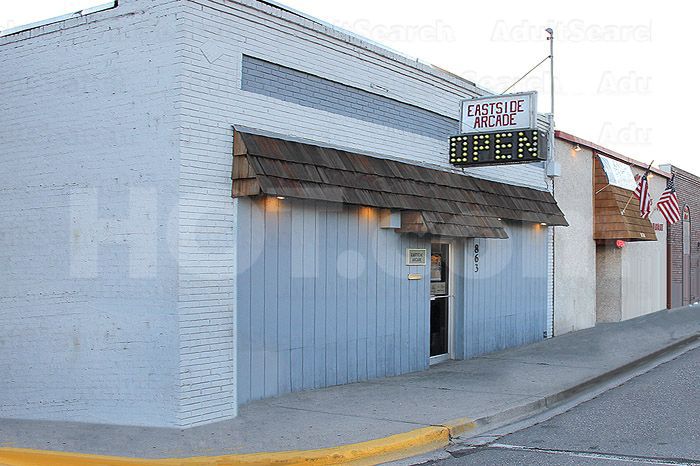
left=232, top=130, right=568, bottom=238
left=594, top=155, right=656, bottom=242
left=397, top=211, right=508, bottom=239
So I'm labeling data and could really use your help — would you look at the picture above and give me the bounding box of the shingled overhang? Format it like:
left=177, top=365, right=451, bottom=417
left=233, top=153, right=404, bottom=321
left=232, top=130, right=568, bottom=239
left=593, top=155, right=657, bottom=242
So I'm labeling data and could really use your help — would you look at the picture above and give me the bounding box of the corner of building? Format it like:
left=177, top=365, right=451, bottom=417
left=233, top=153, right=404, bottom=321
left=552, top=138, right=597, bottom=335
left=0, top=0, right=187, bottom=428
left=554, top=131, right=670, bottom=329
left=174, top=0, right=238, bottom=427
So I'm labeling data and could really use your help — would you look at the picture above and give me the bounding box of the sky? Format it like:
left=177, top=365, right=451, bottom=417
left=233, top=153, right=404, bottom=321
left=1, top=1, right=697, bottom=174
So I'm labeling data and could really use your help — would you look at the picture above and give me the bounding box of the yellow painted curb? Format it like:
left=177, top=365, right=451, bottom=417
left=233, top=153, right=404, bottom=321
left=0, top=420, right=477, bottom=466
left=440, top=417, right=478, bottom=438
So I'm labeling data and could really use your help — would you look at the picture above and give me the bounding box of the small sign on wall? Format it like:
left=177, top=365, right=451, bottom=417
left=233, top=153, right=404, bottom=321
left=406, top=248, right=427, bottom=266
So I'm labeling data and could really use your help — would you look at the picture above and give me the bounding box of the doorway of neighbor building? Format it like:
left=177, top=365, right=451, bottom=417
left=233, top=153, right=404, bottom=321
left=430, top=243, right=451, bottom=364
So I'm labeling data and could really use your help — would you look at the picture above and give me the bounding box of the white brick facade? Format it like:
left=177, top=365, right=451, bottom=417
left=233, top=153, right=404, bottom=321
left=0, top=0, right=183, bottom=426
left=1, top=0, right=550, bottom=427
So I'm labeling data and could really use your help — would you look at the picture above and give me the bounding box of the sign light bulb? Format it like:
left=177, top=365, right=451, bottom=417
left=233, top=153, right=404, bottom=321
left=448, top=126, right=547, bottom=167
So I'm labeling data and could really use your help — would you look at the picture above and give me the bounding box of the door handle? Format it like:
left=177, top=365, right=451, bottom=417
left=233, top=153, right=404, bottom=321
left=430, top=295, right=453, bottom=301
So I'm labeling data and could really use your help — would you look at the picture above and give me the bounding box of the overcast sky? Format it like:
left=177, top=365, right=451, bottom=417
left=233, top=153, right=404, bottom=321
left=2, top=1, right=696, bottom=174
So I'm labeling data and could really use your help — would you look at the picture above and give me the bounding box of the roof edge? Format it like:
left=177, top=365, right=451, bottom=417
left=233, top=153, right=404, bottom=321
left=239, top=0, right=493, bottom=96
left=555, top=129, right=670, bottom=178
left=0, top=1, right=117, bottom=38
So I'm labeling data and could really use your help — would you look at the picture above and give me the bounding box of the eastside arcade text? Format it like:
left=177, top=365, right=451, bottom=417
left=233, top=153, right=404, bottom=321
left=465, top=99, right=526, bottom=129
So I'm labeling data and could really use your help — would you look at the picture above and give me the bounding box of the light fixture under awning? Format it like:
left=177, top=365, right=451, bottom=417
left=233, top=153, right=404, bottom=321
left=232, top=129, right=568, bottom=239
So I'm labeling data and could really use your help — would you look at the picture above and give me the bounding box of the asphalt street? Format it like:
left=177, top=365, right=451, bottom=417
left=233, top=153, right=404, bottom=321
left=427, top=346, right=700, bottom=466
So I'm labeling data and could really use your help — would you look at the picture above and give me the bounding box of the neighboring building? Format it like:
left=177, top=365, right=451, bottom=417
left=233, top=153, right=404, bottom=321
left=0, top=0, right=566, bottom=427
left=553, top=131, right=668, bottom=335
left=659, top=164, right=700, bottom=307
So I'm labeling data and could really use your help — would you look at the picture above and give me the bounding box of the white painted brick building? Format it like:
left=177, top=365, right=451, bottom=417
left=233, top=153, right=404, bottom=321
left=1, top=0, right=557, bottom=427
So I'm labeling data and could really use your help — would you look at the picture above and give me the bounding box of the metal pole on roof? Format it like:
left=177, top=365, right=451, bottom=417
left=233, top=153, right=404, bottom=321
left=546, top=28, right=554, bottom=115
left=545, top=27, right=556, bottom=339
left=545, top=28, right=556, bottom=181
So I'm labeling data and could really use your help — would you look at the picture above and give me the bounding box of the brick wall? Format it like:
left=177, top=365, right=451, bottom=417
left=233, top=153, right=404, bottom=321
left=240, top=55, right=459, bottom=141
left=0, top=0, right=183, bottom=426
left=178, top=0, right=549, bottom=191
left=662, top=165, right=700, bottom=307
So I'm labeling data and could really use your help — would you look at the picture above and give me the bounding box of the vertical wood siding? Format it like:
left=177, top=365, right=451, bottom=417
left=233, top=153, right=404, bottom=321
left=460, top=222, right=548, bottom=358
left=236, top=198, right=430, bottom=404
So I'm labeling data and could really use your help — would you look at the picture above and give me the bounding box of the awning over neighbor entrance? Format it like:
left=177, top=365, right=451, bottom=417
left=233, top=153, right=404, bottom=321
left=593, top=155, right=657, bottom=242
left=232, top=130, right=568, bottom=238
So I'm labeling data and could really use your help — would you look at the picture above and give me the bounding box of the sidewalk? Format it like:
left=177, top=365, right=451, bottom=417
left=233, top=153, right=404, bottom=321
left=1, top=305, right=699, bottom=465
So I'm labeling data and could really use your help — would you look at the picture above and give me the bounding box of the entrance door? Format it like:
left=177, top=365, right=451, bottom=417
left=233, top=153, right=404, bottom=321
left=430, top=243, right=450, bottom=363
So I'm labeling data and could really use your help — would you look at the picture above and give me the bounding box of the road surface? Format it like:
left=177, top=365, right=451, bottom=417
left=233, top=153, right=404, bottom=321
left=428, top=346, right=700, bottom=465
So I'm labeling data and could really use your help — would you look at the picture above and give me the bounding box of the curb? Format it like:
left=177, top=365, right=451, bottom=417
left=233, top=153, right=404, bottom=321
left=0, top=424, right=463, bottom=466
left=461, top=333, right=700, bottom=437
left=1, top=334, right=697, bottom=466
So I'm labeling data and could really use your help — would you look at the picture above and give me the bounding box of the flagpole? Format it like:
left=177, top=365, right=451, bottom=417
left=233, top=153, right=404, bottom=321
left=648, top=175, right=667, bottom=217
left=621, top=160, right=654, bottom=215
left=595, top=183, right=611, bottom=195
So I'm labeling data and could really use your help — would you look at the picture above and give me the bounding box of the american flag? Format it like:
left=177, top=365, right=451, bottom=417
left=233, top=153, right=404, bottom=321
left=633, top=173, right=652, bottom=219
left=657, top=175, right=681, bottom=224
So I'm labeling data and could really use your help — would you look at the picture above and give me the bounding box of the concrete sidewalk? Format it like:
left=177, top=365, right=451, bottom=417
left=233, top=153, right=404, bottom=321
left=1, top=305, right=699, bottom=463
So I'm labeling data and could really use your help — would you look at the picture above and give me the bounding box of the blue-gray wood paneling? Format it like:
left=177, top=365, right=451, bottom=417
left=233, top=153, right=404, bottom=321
left=458, top=222, right=548, bottom=359
left=236, top=198, right=430, bottom=404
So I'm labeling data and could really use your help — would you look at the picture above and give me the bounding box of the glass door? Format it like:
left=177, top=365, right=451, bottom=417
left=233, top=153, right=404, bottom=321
left=430, top=243, right=450, bottom=363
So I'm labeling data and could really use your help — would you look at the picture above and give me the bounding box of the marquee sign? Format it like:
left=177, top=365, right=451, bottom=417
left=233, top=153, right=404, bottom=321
left=448, top=129, right=548, bottom=166
left=451, top=91, right=544, bottom=167
left=460, top=91, right=537, bottom=134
